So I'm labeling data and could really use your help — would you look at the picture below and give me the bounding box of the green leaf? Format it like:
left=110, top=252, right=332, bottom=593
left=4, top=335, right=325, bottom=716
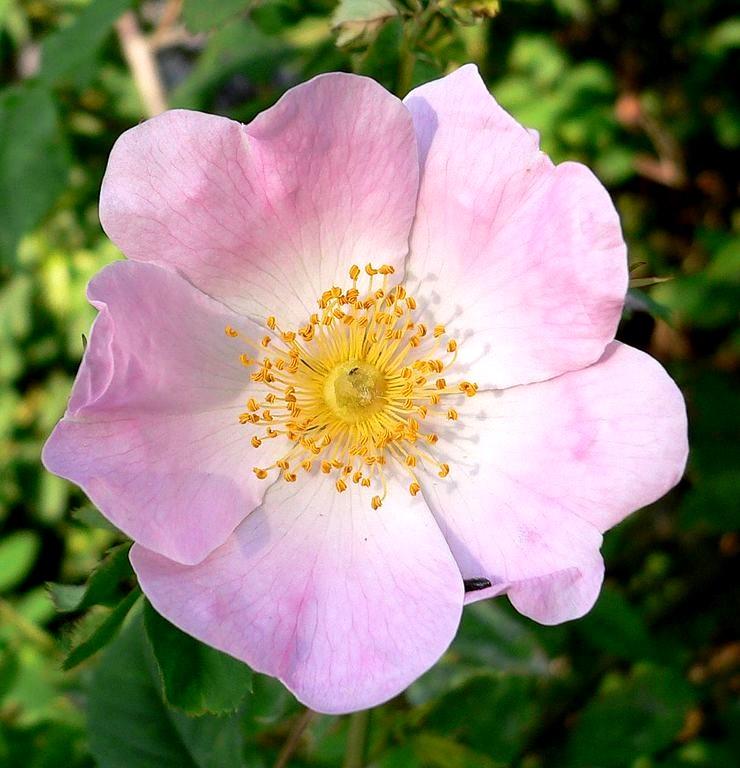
left=39, top=0, right=132, bottom=88
left=411, top=733, right=505, bottom=768
left=332, top=0, right=398, bottom=47
left=0, top=86, right=69, bottom=268
left=576, top=585, right=656, bottom=660
left=566, top=665, right=696, bottom=767
left=408, top=600, right=550, bottom=705
left=88, top=610, right=245, bottom=768
left=0, top=531, right=40, bottom=594
left=144, top=600, right=252, bottom=715
left=421, top=673, right=541, bottom=764
left=63, top=587, right=141, bottom=670
left=71, top=503, right=121, bottom=532
left=182, top=0, right=255, bottom=33
left=49, top=543, right=133, bottom=613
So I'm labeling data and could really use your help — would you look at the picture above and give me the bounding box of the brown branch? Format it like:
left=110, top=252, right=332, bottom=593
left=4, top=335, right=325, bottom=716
left=115, top=11, right=167, bottom=118
left=273, top=708, right=316, bottom=768
left=151, top=0, right=184, bottom=48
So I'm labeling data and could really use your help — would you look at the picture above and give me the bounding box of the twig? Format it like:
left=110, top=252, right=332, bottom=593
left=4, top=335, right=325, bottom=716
left=343, top=709, right=370, bottom=768
left=151, top=0, right=184, bottom=48
left=273, top=707, right=316, bottom=768
left=115, top=11, right=167, bottom=118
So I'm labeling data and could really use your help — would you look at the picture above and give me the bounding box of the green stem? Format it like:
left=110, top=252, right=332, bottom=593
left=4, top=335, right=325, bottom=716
left=343, top=708, right=370, bottom=768
left=398, top=44, right=416, bottom=96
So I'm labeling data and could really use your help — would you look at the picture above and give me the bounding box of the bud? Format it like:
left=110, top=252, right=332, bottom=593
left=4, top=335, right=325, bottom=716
left=331, top=0, right=399, bottom=48
left=438, top=0, right=501, bottom=24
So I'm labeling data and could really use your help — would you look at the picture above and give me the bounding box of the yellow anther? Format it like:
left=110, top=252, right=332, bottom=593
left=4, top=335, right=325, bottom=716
left=349, top=265, right=360, bottom=280
left=460, top=381, right=479, bottom=397
left=438, top=463, right=450, bottom=478
left=225, top=325, right=239, bottom=337
left=239, top=413, right=251, bottom=424
left=336, top=478, right=348, bottom=493
left=276, top=459, right=289, bottom=470
left=435, top=378, right=447, bottom=390
left=447, top=408, right=458, bottom=421
left=266, top=316, right=277, bottom=330
left=321, top=460, right=332, bottom=474
left=378, top=264, right=395, bottom=275
left=239, top=354, right=252, bottom=367
left=371, top=495, right=383, bottom=510
left=447, top=339, right=458, bottom=353
left=247, top=398, right=259, bottom=412
left=261, top=335, right=271, bottom=347
left=365, top=263, right=378, bottom=276
left=409, top=482, right=421, bottom=496
left=433, top=325, right=445, bottom=338
left=253, top=468, right=268, bottom=479
left=251, top=436, right=262, bottom=448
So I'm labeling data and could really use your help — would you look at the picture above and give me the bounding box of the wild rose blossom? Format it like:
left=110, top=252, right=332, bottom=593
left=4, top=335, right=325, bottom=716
left=43, top=65, right=688, bottom=714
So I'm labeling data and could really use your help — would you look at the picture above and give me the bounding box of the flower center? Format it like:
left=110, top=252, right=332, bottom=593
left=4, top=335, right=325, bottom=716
left=225, top=264, right=478, bottom=509
left=325, top=361, right=386, bottom=422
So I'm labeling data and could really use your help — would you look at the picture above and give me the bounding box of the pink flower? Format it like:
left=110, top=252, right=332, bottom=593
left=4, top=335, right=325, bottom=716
left=43, top=65, right=688, bottom=714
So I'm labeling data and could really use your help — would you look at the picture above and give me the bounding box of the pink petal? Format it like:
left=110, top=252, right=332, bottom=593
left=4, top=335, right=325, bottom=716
left=42, top=261, right=274, bottom=565
left=423, top=342, right=687, bottom=624
left=99, top=74, right=419, bottom=327
left=131, top=474, right=464, bottom=714
left=404, top=64, right=627, bottom=389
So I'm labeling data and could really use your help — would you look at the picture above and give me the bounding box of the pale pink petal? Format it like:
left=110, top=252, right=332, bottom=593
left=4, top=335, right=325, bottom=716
left=131, top=473, right=464, bottom=714
left=42, top=261, right=274, bottom=565
left=405, top=64, right=627, bottom=389
left=422, top=342, right=687, bottom=624
left=100, top=74, right=419, bottom=327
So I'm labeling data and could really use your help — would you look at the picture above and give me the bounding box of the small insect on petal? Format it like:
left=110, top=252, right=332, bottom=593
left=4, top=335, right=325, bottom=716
left=463, top=577, right=492, bottom=593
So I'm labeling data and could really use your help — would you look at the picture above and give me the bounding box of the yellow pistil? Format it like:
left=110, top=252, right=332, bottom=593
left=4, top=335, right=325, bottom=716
left=227, top=264, right=478, bottom=509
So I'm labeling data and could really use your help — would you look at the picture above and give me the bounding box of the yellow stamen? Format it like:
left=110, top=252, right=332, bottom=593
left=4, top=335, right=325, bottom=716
left=227, top=263, right=477, bottom=508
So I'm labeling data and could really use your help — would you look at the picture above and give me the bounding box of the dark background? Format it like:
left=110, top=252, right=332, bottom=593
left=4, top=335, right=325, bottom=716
left=0, top=1, right=738, bottom=766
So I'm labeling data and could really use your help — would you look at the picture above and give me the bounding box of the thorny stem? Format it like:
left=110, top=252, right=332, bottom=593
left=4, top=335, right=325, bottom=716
left=343, top=709, right=370, bottom=768
left=273, top=707, right=316, bottom=768
left=0, top=598, right=56, bottom=652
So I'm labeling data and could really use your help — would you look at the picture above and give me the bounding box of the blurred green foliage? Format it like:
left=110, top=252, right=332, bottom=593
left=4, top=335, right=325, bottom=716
left=0, top=1, right=738, bottom=766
